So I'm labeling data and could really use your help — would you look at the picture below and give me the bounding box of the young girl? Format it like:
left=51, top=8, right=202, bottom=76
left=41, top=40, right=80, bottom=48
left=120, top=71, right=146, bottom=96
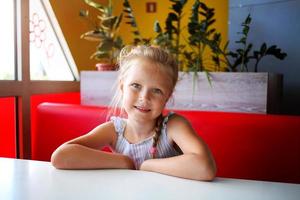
left=51, top=45, right=216, bottom=181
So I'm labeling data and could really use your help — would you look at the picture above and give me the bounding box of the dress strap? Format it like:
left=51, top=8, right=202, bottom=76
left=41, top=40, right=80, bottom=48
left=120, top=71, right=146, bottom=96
left=110, top=116, right=126, bottom=135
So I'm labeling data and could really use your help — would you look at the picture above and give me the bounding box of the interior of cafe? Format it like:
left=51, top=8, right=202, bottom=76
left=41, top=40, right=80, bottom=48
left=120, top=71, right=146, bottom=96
left=0, top=1, right=300, bottom=199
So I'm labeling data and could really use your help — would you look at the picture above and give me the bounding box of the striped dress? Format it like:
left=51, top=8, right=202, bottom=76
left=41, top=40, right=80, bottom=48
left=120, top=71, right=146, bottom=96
left=110, top=113, right=182, bottom=169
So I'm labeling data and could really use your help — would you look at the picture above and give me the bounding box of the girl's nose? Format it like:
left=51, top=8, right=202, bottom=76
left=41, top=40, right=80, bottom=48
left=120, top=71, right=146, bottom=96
left=139, top=90, right=150, bottom=101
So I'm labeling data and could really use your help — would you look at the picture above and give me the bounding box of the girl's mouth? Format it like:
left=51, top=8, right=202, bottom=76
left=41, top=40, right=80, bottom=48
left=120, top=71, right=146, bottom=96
left=134, top=106, right=151, bottom=113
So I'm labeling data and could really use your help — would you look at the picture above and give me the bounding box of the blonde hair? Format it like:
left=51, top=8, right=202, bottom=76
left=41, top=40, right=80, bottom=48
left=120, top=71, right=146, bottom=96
left=108, top=45, right=178, bottom=158
left=108, top=45, right=178, bottom=118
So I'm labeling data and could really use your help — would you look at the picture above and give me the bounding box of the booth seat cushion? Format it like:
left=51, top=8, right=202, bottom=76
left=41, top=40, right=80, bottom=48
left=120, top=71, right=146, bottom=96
left=33, top=103, right=300, bottom=183
left=33, top=103, right=109, bottom=162
left=175, top=110, right=300, bottom=183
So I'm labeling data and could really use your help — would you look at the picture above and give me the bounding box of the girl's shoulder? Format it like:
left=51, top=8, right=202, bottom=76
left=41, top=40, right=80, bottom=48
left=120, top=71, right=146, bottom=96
left=164, top=112, right=195, bottom=138
left=67, top=120, right=117, bottom=149
left=164, top=112, right=190, bottom=127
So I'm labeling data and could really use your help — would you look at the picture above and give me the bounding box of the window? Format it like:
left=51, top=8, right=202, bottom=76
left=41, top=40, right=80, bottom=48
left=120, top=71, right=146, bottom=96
left=0, top=1, right=15, bottom=80
left=30, top=0, right=79, bottom=80
left=0, top=0, right=79, bottom=159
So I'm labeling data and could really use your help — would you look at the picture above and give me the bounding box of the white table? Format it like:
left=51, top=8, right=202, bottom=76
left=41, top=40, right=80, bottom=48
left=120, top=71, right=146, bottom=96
left=1, top=157, right=300, bottom=200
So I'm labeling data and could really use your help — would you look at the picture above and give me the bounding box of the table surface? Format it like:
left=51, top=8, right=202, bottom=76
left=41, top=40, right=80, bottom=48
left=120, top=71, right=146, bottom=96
left=1, top=157, right=300, bottom=200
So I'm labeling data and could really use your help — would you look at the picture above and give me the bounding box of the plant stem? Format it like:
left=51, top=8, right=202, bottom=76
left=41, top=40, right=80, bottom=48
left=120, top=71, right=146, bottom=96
left=197, top=42, right=203, bottom=71
left=254, top=56, right=261, bottom=72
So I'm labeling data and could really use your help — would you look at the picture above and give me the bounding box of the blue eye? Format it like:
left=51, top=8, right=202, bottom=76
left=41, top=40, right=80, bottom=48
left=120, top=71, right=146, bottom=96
left=152, top=88, right=163, bottom=95
left=130, top=83, right=141, bottom=90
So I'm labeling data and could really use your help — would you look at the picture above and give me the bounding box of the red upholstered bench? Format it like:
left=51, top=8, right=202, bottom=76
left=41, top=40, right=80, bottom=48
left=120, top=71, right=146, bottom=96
left=32, top=102, right=300, bottom=183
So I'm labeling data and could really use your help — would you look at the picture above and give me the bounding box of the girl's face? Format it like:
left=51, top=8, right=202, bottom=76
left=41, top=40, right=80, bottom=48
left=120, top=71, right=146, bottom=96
left=121, top=57, right=174, bottom=123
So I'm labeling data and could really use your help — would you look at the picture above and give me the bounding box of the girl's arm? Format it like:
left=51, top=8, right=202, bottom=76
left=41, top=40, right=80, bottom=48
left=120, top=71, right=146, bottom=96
left=51, top=121, right=135, bottom=170
left=140, top=115, right=217, bottom=181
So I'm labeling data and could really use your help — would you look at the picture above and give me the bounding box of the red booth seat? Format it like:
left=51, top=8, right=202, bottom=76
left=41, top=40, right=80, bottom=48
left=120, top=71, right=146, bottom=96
left=33, top=102, right=300, bottom=183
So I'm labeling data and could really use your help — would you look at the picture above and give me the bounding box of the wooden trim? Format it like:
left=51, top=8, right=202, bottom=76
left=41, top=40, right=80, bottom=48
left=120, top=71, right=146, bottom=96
left=19, top=0, right=30, bottom=159
left=30, top=81, right=80, bottom=94
left=0, top=81, right=23, bottom=96
left=0, top=81, right=79, bottom=97
left=18, top=95, right=30, bottom=159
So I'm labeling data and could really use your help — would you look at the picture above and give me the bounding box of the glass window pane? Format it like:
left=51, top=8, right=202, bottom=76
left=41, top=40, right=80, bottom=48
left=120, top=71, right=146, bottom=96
left=0, top=1, right=15, bottom=80
left=29, top=0, right=78, bottom=80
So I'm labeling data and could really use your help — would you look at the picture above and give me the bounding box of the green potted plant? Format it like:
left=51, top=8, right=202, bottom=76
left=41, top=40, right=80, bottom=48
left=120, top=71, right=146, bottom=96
left=153, top=0, right=287, bottom=73
left=122, top=0, right=150, bottom=45
left=152, top=0, right=287, bottom=113
left=153, top=0, right=187, bottom=70
left=154, top=0, right=224, bottom=72
left=80, top=0, right=287, bottom=113
left=79, top=0, right=123, bottom=70
left=211, top=14, right=287, bottom=72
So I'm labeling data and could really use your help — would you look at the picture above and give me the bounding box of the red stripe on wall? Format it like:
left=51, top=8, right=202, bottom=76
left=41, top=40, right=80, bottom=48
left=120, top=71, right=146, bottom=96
left=0, top=97, right=16, bottom=158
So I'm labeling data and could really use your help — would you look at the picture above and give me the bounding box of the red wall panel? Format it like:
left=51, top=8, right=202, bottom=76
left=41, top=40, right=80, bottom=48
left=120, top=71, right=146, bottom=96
left=0, top=97, right=16, bottom=158
left=30, top=92, right=80, bottom=157
left=0, top=92, right=80, bottom=158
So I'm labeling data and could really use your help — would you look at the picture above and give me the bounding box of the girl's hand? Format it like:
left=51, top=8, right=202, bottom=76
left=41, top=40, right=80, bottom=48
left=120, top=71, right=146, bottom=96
left=139, top=160, right=146, bottom=170
left=139, top=159, right=153, bottom=171
left=123, top=155, right=136, bottom=170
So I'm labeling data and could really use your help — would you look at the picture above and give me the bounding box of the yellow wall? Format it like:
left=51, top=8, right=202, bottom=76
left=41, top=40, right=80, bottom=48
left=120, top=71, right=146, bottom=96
left=50, top=0, right=228, bottom=72
left=115, top=0, right=228, bottom=45
left=50, top=0, right=107, bottom=71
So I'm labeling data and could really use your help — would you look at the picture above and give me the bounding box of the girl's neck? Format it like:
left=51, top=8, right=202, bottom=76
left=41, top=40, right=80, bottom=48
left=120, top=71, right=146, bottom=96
left=125, top=118, right=156, bottom=143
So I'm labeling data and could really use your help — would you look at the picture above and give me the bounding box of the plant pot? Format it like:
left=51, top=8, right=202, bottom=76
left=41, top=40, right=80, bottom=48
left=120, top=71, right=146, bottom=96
left=169, top=72, right=283, bottom=114
left=95, top=63, right=116, bottom=71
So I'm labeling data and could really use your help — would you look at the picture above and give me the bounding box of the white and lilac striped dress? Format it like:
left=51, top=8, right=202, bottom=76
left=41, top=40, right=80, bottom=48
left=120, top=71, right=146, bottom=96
left=110, top=113, right=182, bottom=169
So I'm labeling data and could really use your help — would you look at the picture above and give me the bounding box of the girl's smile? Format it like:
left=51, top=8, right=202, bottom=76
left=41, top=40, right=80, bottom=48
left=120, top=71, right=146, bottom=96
left=133, top=105, right=151, bottom=113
